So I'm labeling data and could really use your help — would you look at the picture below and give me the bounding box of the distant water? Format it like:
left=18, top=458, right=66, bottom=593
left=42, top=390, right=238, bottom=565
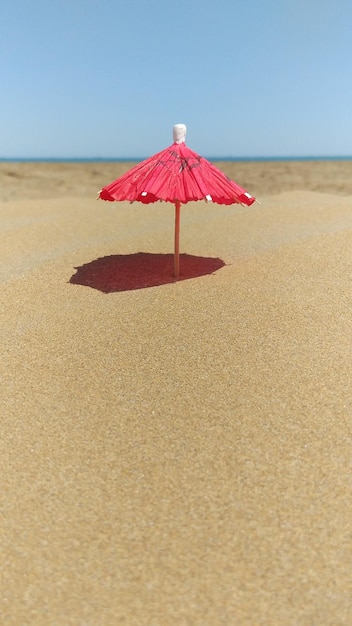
left=1, top=156, right=352, bottom=163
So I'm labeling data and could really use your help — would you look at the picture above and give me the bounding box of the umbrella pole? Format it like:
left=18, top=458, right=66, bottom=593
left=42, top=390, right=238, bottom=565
left=174, top=201, right=181, bottom=278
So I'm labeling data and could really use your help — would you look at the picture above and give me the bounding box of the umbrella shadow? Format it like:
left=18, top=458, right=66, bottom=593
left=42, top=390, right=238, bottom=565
left=69, top=252, right=225, bottom=293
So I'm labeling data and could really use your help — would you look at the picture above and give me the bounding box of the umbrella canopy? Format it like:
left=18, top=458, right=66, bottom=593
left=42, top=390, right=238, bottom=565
left=99, top=124, right=256, bottom=277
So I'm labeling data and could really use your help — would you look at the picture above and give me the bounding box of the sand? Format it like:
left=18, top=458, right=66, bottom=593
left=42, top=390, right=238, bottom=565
left=1, top=160, right=352, bottom=625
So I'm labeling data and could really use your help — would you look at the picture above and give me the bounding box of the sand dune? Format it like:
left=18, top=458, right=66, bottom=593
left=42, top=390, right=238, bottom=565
left=1, top=161, right=352, bottom=624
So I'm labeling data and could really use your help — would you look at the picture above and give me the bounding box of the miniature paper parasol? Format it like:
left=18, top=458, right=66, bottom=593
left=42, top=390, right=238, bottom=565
left=98, top=124, right=256, bottom=278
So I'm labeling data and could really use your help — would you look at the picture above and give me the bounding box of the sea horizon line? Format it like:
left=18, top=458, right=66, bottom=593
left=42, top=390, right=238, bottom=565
left=1, top=155, right=352, bottom=163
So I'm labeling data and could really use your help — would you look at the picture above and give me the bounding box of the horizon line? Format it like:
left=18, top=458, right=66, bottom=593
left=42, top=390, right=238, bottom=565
left=1, top=155, right=352, bottom=163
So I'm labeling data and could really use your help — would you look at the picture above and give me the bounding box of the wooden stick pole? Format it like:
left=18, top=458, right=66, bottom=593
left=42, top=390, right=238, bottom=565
left=174, top=201, right=181, bottom=278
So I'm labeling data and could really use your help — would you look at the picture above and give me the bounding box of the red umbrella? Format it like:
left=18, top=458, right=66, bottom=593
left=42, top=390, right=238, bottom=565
left=99, top=124, right=256, bottom=278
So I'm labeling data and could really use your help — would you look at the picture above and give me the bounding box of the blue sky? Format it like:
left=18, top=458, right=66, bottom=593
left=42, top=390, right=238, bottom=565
left=1, top=0, right=352, bottom=158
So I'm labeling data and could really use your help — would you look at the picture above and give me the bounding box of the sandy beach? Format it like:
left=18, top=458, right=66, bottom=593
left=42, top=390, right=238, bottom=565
left=1, top=160, right=352, bottom=625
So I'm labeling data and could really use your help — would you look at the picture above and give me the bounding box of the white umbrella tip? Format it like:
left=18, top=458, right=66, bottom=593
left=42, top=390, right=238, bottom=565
left=173, top=123, right=187, bottom=144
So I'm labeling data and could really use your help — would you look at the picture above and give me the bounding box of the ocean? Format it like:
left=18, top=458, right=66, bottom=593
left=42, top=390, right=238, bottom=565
left=1, top=156, right=352, bottom=163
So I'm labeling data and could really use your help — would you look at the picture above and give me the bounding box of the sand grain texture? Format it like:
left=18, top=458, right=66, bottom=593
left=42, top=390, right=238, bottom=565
left=1, top=161, right=352, bottom=625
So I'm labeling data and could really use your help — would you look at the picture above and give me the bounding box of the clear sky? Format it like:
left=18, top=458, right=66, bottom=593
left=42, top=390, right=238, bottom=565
left=1, top=0, right=352, bottom=158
